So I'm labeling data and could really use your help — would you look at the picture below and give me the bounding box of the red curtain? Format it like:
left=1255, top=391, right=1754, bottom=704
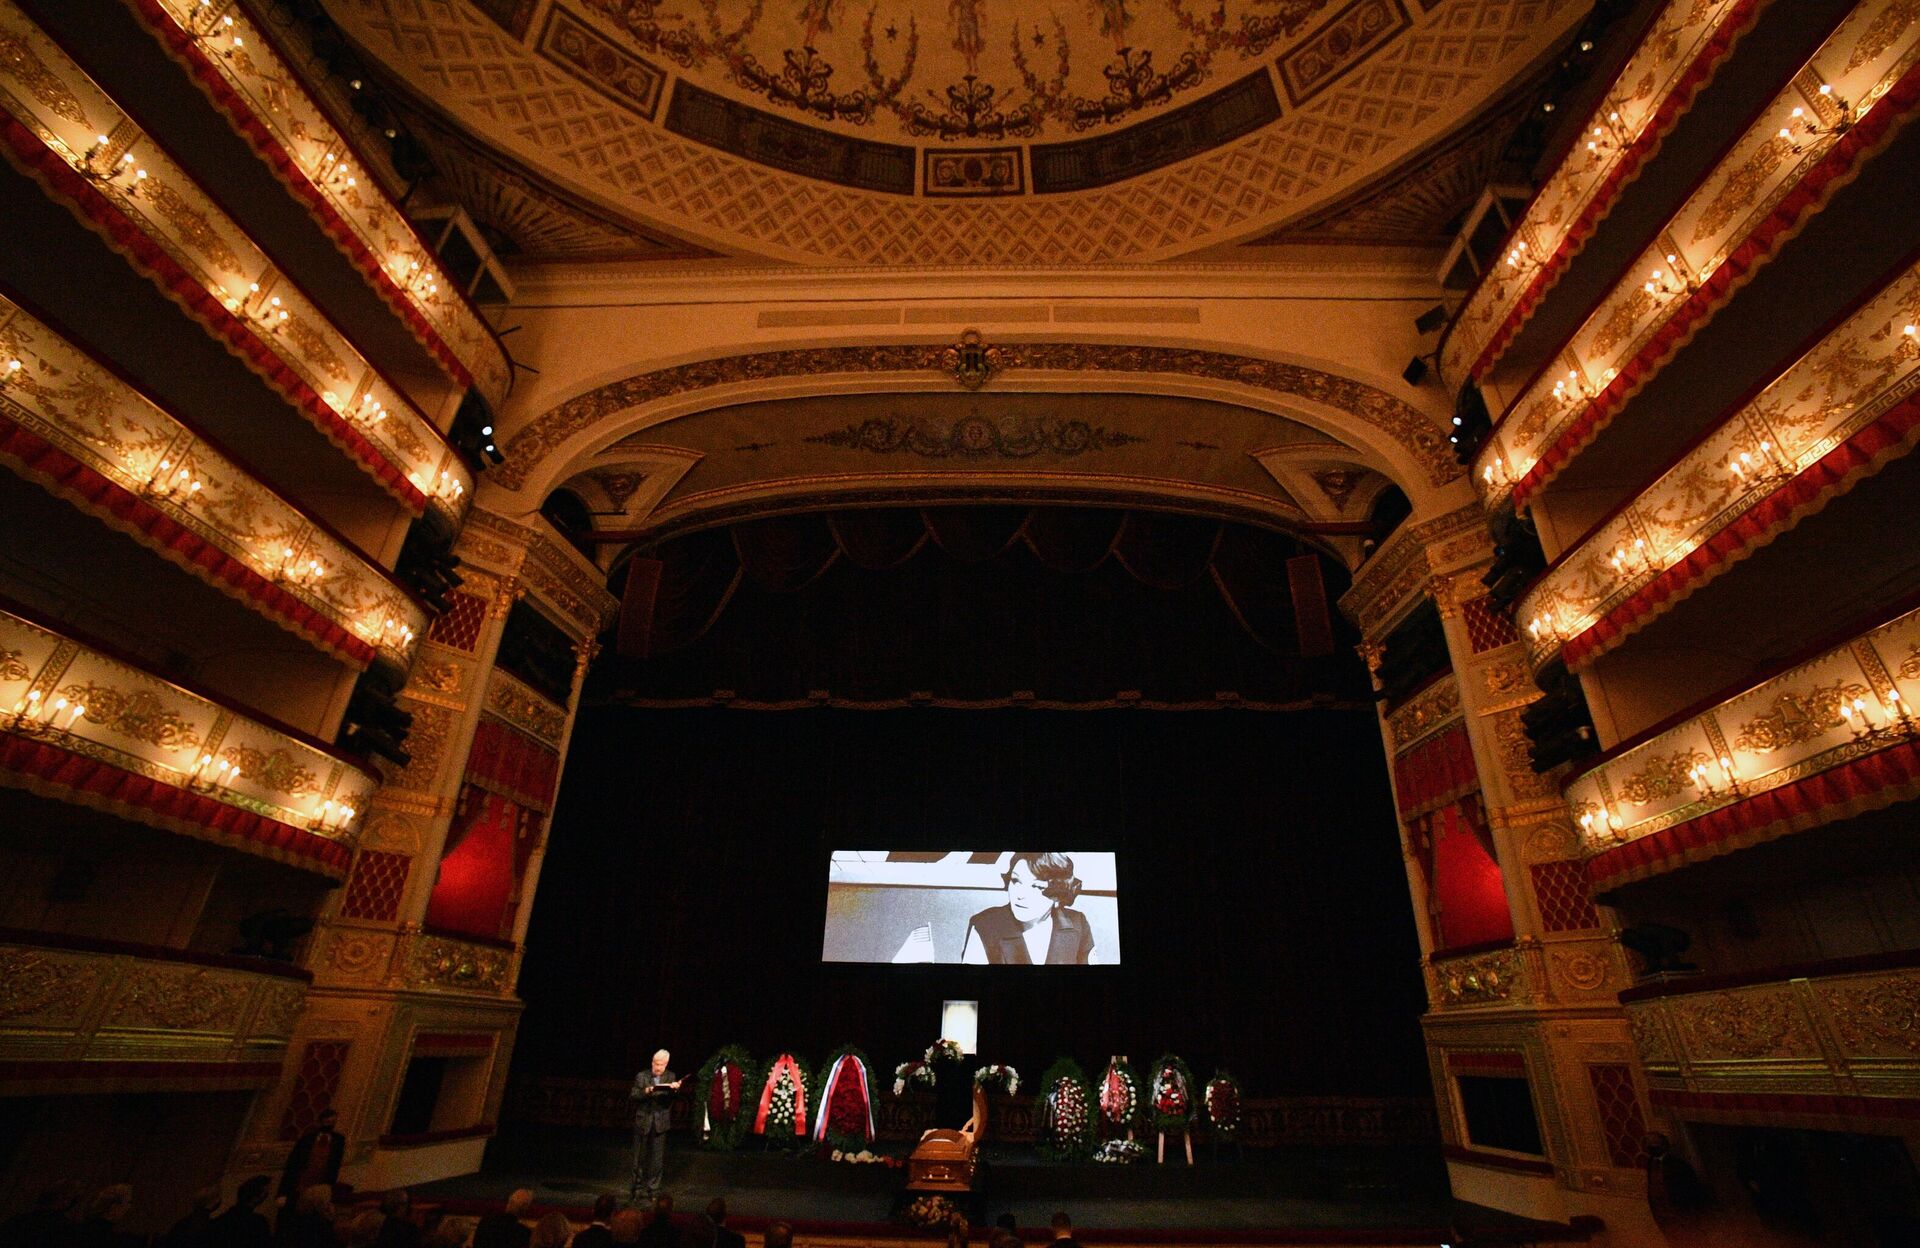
left=1422, top=798, right=1514, bottom=953
left=425, top=787, right=540, bottom=940
left=465, top=716, right=561, bottom=812
left=1392, top=722, right=1478, bottom=818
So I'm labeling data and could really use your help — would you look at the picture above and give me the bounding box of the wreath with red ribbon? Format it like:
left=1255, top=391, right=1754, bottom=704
left=753, top=1053, right=812, bottom=1143
left=1204, top=1069, right=1244, bottom=1139
left=695, top=1045, right=755, bottom=1151
left=1098, top=1056, right=1140, bottom=1135
left=812, top=1044, right=876, bottom=1150
left=1149, top=1053, right=1196, bottom=1132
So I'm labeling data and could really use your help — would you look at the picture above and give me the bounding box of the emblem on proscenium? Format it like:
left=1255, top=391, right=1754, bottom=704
left=943, top=329, right=1003, bottom=391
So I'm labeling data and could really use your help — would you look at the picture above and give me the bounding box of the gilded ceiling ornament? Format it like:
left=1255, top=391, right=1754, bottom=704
left=806, top=409, right=1143, bottom=459
left=943, top=329, right=1002, bottom=390
left=1309, top=467, right=1366, bottom=509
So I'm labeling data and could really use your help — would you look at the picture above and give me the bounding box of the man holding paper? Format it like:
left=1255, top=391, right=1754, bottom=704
left=631, top=1048, right=682, bottom=1199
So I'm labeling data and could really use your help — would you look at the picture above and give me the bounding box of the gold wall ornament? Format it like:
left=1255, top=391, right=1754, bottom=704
left=221, top=745, right=321, bottom=798
left=1616, top=748, right=1709, bottom=806
left=254, top=983, right=308, bottom=1038
left=386, top=701, right=452, bottom=793
left=1388, top=677, right=1461, bottom=748
left=944, top=330, right=1002, bottom=391
left=1672, top=989, right=1810, bottom=1061
left=0, top=947, right=97, bottom=1023
left=1431, top=946, right=1521, bottom=1007
left=110, top=965, right=251, bottom=1031
left=65, top=682, right=200, bottom=751
left=1626, top=1005, right=1677, bottom=1068
left=1732, top=681, right=1869, bottom=753
left=1493, top=709, right=1553, bottom=798
left=1819, top=972, right=1920, bottom=1055
left=1550, top=949, right=1610, bottom=993
left=408, top=933, right=512, bottom=993
left=487, top=677, right=568, bottom=745
left=0, top=646, right=28, bottom=683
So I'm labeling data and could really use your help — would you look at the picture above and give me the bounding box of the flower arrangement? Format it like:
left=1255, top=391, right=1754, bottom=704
left=1149, top=1053, right=1196, bottom=1132
left=1093, top=1138, right=1146, bottom=1164
left=1204, top=1070, right=1244, bottom=1139
left=925, top=1038, right=964, bottom=1065
left=1098, top=1056, right=1139, bottom=1134
left=1034, top=1057, right=1094, bottom=1161
left=902, top=1194, right=958, bottom=1229
left=813, top=1044, right=876, bottom=1149
left=695, top=1045, right=756, bottom=1151
left=972, top=1063, right=1020, bottom=1094
left=892, top=1059, right=935, bottom=1096
left=753, top=1053, right=812, bottom=1143
left=830, top=1148, right=903, bottom=1167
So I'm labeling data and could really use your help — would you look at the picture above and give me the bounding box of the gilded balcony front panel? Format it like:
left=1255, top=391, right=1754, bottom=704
left=1441, top=0, right=1761, bottom=386
left=0, top=604, right=374, bottom=873
left=0, top=933, right=308, bottom=1087
left=0, top=295, right=428, bottom=671
left=0, top=2, right=471, bottom=519
left=1516, top=260, right=1920, bottom=671
left=1473, top=0, right=1920, bottom=511
left=1570, top=597, right=1920, bottom=887
left=127, top=0, right=510, bottom=408
left=1626, top=959, right=1920, bottom=1108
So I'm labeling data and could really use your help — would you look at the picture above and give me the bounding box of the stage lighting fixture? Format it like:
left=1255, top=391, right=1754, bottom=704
left=1414, top=304, right=1447, bottom=335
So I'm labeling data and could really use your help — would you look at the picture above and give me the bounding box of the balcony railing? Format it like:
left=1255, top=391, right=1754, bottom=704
left=1624, top=949, right=1920, bottom=1115
left=0, top=601, right=373, bottom=875
left=0, top=2, right=471, bottom=520
left=1473, top=0, right=1920, bottom=512
left=0, top=928, right=309, bottom=1089
left=1440, top=0, right=1762, bottom=388
left=1569, top=594, right=1920, bottom=889
left=1515, top=257, right=1920, bottom=672
left=0, top=293, right=427, bottom=672
left=125, top=0, right=511, bottom=409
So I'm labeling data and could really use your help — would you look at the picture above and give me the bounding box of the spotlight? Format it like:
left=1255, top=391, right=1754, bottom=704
left=1413, top=304, right=1447, bottom=335
left=1402, top=355, right=1430, bottom=386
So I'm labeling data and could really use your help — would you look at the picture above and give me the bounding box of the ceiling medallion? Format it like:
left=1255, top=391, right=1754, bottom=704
left=943, top=329, right=1003, bottom=391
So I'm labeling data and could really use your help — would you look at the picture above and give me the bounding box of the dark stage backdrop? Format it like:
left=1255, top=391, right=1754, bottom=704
left=515, top=706, right=1430, bottom=1098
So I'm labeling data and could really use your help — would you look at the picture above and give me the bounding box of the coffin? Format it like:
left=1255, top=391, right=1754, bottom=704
left=906, top=1128, right=976, bottom=1191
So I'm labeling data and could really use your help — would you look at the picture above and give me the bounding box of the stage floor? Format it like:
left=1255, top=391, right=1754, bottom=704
left=411, top=1128, right=1572, bottom=1241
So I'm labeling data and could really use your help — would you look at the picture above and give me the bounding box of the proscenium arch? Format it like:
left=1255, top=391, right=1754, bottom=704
left=485, top=340, right=1471, bottom=523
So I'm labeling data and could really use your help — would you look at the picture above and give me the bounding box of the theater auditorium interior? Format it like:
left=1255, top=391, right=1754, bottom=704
left=0, top=0, right=1918, bottom=1244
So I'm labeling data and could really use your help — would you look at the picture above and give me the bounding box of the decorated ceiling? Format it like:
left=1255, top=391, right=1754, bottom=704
left=325, top=0, right=1589, bottom=263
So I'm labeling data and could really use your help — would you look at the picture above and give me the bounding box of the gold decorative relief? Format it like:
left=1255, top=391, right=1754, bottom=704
left=66, top=682, right=199, bottom=751
left=110, top=966, right=251, bottom=1031
left=411, top=661, right=462, bottom=697
left=386, top=702, right=452, bottom=793
left=0, top=948, right=97, bottom=1024
left=0, top=646, right=29, bottom=683
left=1432, top=947, right=1520, bottom=1007
left=0, top=22, right=89, bottom=124
left=1732, top=681, right=1868, bottom=753
left=488, top=678, right=568, bottom=745
left=1494, top=710, right=1553, bottom=798
left=1616, top=749, right=1708, bottom=806
left=222, top=745, right=320, bottom=798
left=1820, top=972, right=1920, bottom=1055
left=321, top=930, right=392, bottom=983
left=1627, top=1006, right=1677, bottom=1067
left=1551, top=949, right=1610, bottom=993
left=408, top=933, right=511, bottom=993
left=253, top=983, right=308, bottom=1038
left=1388, top=678, right=1459, bottom=747
left=1672, top=990, right=1810, bottom=1061
left=1691, top=134, right=1793, bottom=244
left=144, top=178, right=243, bottom=275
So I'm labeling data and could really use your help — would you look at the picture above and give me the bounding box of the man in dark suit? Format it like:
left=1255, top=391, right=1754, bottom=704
left=630, top=1050, right=682, bottom=1200
left=277, top=1109, right=345, bottom=1202
left=471, top=1190, right=533, bottom=1248
left=572, top=1195, right=619, bottom=1248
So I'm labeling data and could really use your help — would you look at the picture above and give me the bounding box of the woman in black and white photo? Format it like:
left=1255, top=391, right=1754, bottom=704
left=961, top=852, right=1097, bottom=965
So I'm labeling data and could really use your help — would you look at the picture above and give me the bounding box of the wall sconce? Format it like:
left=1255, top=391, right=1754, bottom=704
left=1584, top=110, right=1624, bottom=160
left=143, top=455, right=203, bottom=501
left=79, top=135, right=147, bottom=197
left=244, top=284, right=290, bottom=335
left=12, top=693, right=86, bottom=737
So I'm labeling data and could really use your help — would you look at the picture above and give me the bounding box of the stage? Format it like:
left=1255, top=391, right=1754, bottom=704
left=406, top=1127, right=1593, bottom=1245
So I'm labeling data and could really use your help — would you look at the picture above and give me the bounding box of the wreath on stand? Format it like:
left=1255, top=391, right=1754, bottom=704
left=1033, top=1057, right=1094, bottom=1161
left=1148, top=1053, right=1197, bottom=1133
left=812, top=1044, right=877, bottom=1151
left=892, top=1059, right=936, bottom=1096
left=1097, top=1056, right=1141, bottom=1137
left=973, top=1064, right=1020, bottom=1095
left=925, top=1038, right=964, bottom=1066
left=695, top=1044, right=757, bottom=1151
left=1204, top=1070, right=1244, bottom=1140
left=752, top=1053, right=813, bottom=1148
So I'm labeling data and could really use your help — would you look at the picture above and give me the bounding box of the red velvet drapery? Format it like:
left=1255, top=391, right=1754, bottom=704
left=425, top=786, right=540, bottom=940
left=1392, top=722, right=1478, bottom=819
left=465, top=716, right=560, bottom=812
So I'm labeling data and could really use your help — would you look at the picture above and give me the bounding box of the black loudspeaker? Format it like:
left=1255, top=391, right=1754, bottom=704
left=1414, top=304, right=1448, bottom=335
left=1402, top=356, right=1430, bottom=386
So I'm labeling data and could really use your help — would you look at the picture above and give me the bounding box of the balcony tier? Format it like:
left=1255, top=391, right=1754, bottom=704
left=0, top=2, right=471, bottom=520
left=1624, top=950, right=1920, bottom=1124
left=0, top=600, right=373, bottom=875
left=1440, top=0, right=1763, bottom=388
left=1569, top=592, right=1920, bottom=890
left=123, top=0, right=510, bottom=409
left=0, top=927, right=307, bottom=1092
left=1515, top=256, right=1920, bottom=673
left=0, top=292, right=428, bottom=671
left=1472, top=1, right=1920, bottom=511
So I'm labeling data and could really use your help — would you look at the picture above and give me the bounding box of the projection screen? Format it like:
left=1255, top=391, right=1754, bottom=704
left=822, top=851, right=1120, bottom=965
